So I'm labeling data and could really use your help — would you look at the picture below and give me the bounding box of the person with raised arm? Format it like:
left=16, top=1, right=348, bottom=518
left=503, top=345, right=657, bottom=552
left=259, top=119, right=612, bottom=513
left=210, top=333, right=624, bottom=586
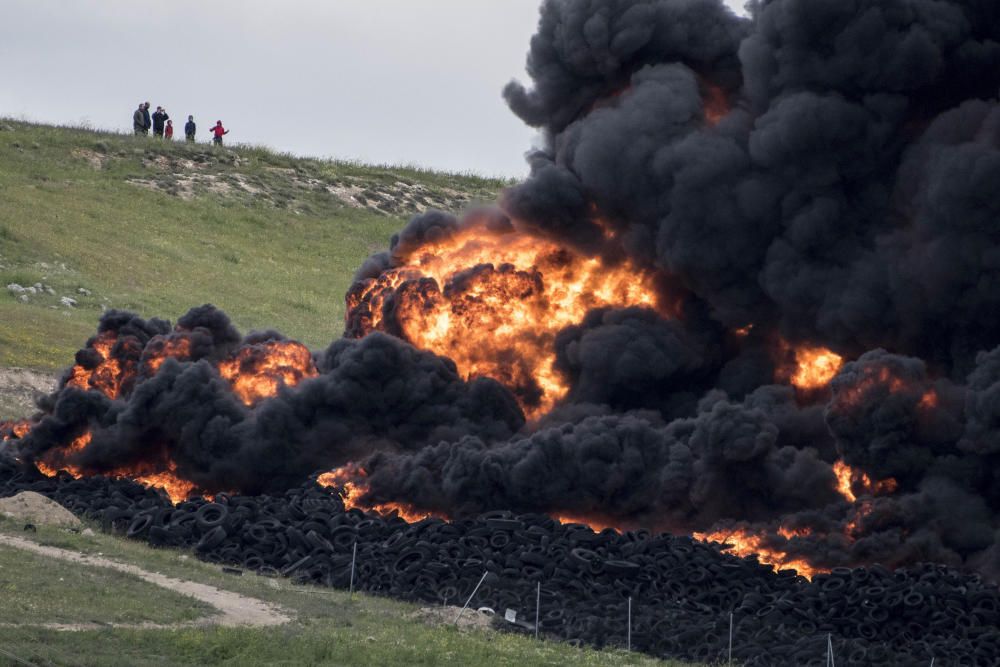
left=210, top=120, right=229, bottom=147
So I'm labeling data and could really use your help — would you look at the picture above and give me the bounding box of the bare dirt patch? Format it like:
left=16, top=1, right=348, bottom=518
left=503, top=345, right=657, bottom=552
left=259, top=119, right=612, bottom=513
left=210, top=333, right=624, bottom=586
left=70, top=148, right=107, bottom=170
left=0, top=492, right=81, bottom=528
left=411, top=605, right=494, bottom=631
left=0, top=367, right=57, bottom=419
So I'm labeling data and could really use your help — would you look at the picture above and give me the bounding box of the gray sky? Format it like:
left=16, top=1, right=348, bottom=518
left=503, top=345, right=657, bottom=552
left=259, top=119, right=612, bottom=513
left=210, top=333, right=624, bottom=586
left=1, top=1, right=747, bottom=178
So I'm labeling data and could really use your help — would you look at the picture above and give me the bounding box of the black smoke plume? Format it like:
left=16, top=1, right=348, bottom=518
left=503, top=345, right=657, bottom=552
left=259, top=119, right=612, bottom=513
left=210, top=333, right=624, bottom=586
left=347, top=0, right=1000, bottom=576
left=4, top=0, right=1000, bottom=578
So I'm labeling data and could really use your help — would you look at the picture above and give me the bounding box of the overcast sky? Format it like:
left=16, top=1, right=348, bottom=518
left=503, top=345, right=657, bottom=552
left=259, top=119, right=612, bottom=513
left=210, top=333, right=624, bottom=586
left=1, top=1, right=747, bottom=178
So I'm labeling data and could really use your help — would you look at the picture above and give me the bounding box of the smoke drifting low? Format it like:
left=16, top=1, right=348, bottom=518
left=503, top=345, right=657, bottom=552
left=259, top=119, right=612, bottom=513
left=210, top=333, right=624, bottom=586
left=4, top=0, right=1000, bottom=578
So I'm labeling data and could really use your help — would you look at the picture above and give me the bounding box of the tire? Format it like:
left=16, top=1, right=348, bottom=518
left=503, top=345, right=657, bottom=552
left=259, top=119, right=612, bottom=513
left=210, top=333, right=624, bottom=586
left=280, top=555, right=313, bottom=576
left=195, top=503, right=229, bottom=531
left=820, top=576, right=846, bottom=593
left=195, top=525, right=227, bottom=552
left=489, top=532, right=510, bottom=549
left=148, top=525, right=173, bottom=547
left=604, top=559, right=639, bottom=577
left=306, top=530, right=334, bottom=553
left=569, top=547, right=598, bottom=569
left=486, top=518, right=523, bottom=531
left=126, top=513, right=154, bottom=539
left=331, top=525, right=357, bottom=550
left=394, top=548, right=428, bottom=575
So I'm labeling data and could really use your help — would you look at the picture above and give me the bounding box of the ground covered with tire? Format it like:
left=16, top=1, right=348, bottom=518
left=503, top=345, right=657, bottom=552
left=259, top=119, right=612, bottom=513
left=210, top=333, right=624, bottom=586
left=1, top=462, right=996, bottom=667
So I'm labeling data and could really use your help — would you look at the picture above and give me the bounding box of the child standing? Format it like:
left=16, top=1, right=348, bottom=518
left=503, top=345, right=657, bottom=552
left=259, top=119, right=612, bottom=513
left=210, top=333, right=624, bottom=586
left=165, top=119, right=174, bottom=140
left=184, top=115, right=196, bottom=142
left=211, top=120, right=229, bottom=147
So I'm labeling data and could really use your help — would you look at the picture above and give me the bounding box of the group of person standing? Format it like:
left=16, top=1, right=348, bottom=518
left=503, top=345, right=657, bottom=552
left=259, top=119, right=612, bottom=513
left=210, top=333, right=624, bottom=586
left=132, top=102, right=229, bottom=146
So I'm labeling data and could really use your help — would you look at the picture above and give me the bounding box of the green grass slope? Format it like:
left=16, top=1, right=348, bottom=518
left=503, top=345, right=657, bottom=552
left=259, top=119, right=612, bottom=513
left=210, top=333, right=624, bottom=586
left=0, top=120, right=509, bottom=370
left=0, top=540, right=214, bottom=625
left=0, top=518, right=689, bottom=667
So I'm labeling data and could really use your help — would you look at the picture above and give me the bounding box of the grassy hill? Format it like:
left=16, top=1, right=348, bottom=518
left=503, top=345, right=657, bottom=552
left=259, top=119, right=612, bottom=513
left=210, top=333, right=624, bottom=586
left=0, top=119, right=510, bottom=371
left=0, top=517, right=683, bottom=666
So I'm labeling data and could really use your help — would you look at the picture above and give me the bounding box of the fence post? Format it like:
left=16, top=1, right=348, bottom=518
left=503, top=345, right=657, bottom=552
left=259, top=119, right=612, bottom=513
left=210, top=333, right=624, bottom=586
left=728, top=611, right=734, bottom=666
left=535, top=581, right=541, bottom=640
left=349, top=540, right=357, bottom=598
left=454, top=571, right=489, bottom=626
left=627, top=597, right=632, bottom=652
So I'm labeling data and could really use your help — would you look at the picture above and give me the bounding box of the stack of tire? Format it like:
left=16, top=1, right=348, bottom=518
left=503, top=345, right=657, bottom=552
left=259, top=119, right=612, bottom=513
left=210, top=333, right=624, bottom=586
left=1, top=461, right=996, bottom=666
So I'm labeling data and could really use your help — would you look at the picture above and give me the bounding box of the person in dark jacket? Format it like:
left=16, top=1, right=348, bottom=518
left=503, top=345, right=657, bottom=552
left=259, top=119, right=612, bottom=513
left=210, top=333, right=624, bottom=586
left=185, top=116, right=196, bottom=142
left=133, top=103, right=146, bottom=135
left=152, top=107, right=169, bottom=138
left=142, top=102, right=151, bottom=134
left=210, top=120, right=229, bottom=146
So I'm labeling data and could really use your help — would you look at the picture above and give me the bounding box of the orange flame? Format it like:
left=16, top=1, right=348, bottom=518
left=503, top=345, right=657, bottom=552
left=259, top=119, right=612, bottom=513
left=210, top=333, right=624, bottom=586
left=831, top=365, right=910, bottom=411
left=65, top=332, right=130, bottom=399
left=553, top=513, right=619, bottom=534
left=217, top=340, right=318, bottom=406
left=35, top=432, right=92, bottom=478
left=832, top=460, right=898, bottom=503
left=694, top=527, right=819, bottom=579
left=702, top=83, right=730, bottom=126
left=142, top=336, right=192, bottom=373
left=33, top=431, right=197, bottom=503
left=833, top=460, right=857, bottom=503
left=790, top=346, right=844, bottom=391
left=1, top=420, right=32, bottom=442
left=918, top=389, right=939, bottom=411
left=133, top=465, right=197, bottom=504
left=317, top=465, right=442, bottom=523
left=845, top=500, right=876, bottom=537
left=348, top=224, right=663, bottom=418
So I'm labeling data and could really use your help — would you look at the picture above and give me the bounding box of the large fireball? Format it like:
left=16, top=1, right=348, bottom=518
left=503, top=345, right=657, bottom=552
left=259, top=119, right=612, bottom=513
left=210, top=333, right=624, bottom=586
left=346, top=219, right=664, bottom=417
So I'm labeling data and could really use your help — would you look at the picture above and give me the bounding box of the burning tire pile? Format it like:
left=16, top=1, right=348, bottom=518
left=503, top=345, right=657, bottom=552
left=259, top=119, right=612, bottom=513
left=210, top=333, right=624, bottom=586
left=2, top=462, right=997, bottom=666
left=4, top=1, right=1000, bottom=665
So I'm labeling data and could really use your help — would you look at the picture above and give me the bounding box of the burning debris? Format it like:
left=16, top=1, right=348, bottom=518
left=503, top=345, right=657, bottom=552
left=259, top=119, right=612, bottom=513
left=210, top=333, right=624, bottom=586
left=3, top=0, right=1000, bottom=593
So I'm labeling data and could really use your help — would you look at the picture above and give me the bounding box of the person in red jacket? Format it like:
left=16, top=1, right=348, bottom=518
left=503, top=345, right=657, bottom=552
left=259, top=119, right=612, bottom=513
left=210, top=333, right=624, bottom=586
left=164, top=119, right=174, bottom=140
left=211, top=120, right=229, bottom=147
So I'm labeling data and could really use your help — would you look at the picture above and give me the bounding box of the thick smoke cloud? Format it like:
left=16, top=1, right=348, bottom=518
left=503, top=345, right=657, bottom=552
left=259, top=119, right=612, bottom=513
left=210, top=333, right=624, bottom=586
left=6, top=0, right=1000, bottom=578
left=344, top=0, right=1000, bottom=574
left=505, top=0, right=1000, bottom=363
left=359, top=390, right=838, bottom=532
left=553, top=306, right=721, bottom=417
left=13, top=307, right=524, bottom=495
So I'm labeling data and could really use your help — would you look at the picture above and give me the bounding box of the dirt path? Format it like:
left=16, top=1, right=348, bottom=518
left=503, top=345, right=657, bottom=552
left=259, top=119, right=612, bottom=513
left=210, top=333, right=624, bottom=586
left=0, top=534, right=291, bottom=630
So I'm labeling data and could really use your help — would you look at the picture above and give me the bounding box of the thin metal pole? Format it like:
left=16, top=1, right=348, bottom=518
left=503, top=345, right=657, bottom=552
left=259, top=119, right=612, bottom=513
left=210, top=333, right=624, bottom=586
left=627, top=597, right=632, bottom=652
left=827, top=633, right=835, bottom=667
left=349, top=540, right=357, bottom=597
left=728, top=612, right=733, bottom=666
left=535, top=581, right=541, bottom=639
left=929, top=659, right=934, bottom=667
left=454, top=571, right=489, bottom=625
